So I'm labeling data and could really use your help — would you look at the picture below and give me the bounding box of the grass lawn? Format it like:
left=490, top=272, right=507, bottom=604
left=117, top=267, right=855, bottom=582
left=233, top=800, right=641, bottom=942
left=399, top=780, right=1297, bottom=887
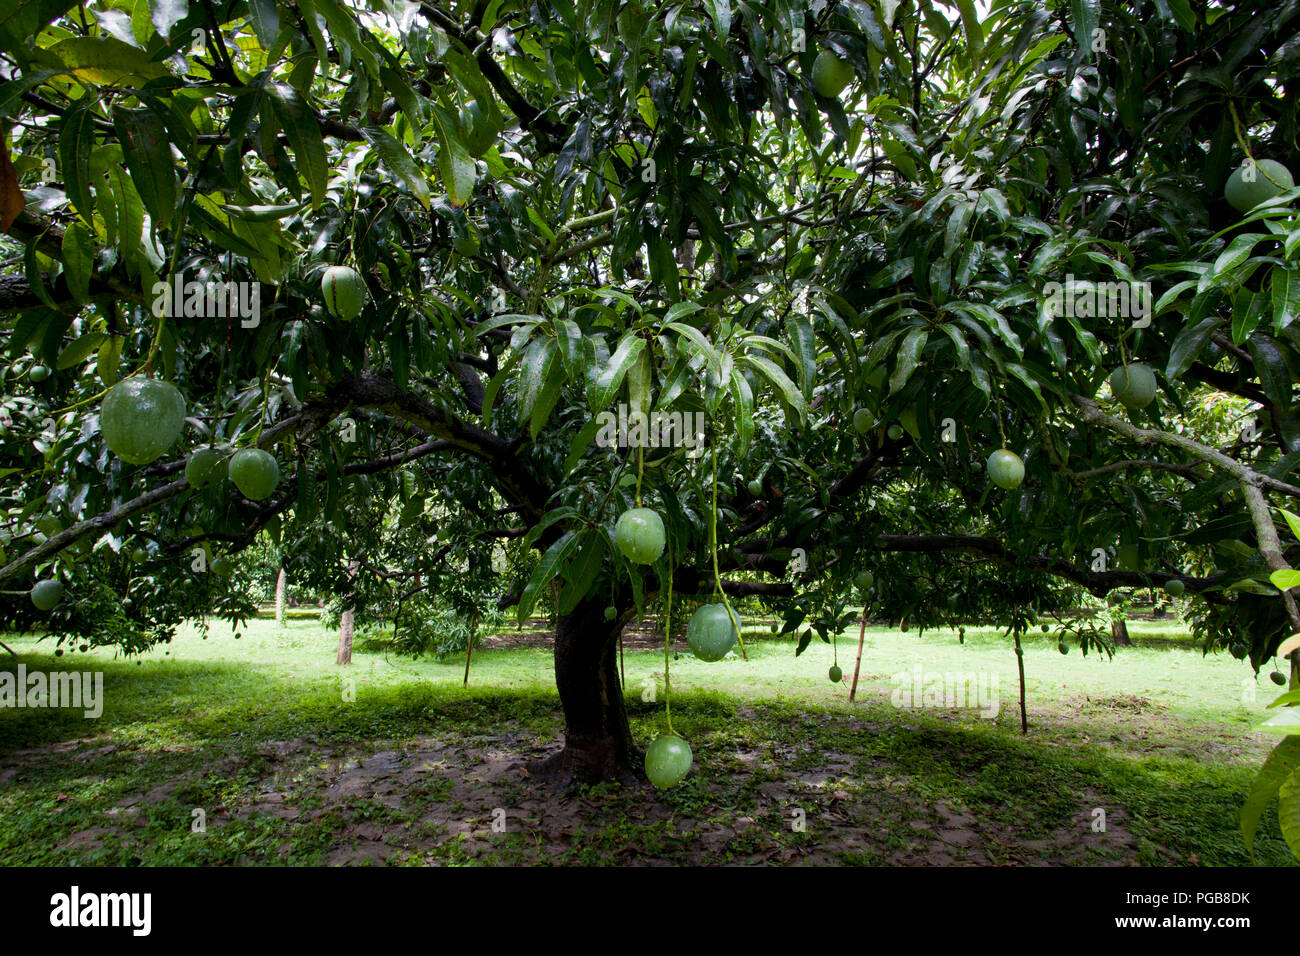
left=0, top=611, right=1292, bottom=866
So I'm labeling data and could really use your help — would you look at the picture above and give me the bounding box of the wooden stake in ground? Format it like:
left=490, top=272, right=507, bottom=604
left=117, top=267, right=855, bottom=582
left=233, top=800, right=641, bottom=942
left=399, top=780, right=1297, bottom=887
left=1013, top=623, right=1028, bottom=734
left=336, top=560, right=358, bottom=665
left=849, top=604, right=868, bottom=703
left=463, top=611, right=479, bottom=687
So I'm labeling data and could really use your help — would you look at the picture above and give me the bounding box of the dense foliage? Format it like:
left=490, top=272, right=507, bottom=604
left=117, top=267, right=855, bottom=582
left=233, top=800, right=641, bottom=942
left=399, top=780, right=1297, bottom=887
left=0, top=0, right=1298, bottom=819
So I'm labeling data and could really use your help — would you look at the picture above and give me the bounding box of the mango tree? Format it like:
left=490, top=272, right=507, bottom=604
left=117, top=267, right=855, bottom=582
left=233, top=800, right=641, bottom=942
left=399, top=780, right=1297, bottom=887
left=1, top=1, right=1298, bottom=795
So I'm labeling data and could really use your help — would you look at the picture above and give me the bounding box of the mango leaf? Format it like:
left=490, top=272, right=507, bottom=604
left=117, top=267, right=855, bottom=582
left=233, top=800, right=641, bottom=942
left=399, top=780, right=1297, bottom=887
left=267, top=82, right=327, bottom=209
left=1069, top=0, right=1100, bottom=54
left=57, top=329, right=105, bottom=370
left=428, top=104, right=477, bottom=206
left=45, top=37, right=169, bottom=85
left=518, top=531, right=578, bottom=622
left=890, top=327, right=928, bottom=394
left=1165, top=316, right=1220, bottom=379
left=787, top=312, right=816, bottom=401
left=245, top=0, right=280, bottom=48
left=1270, top=569, right=1300, bottom=591
left=1241, top=736, right=1300, bottom=860
left=745, top=354, right=807, bottom=423
left=311, top=0, right=380, bottom=77
left=955, top=0, right=984, bottom=63
left=96, top=335, right=121, bottom=386
left=59, top=222, right=93, bottom=303
left=564, top=417, right=603, bottom=474
left=590, top=333, right=645, bottom=412
left=530, top=346, right=567, bottom=439
left=58, top=101, right=96, bottom=225
left=1247, top=333, right=1292, bottom=413
left=113, top=106, right=174, bottom=229
left=1280, top=767, right=1300, bottom=860
left=361, top=127, right=430, bottom=209
left=1258, top=708, right=1300, bottom=736
left=1272, top=267, right=1300, bottom=332
left=0, top=0, right=80, bottom=49
left=557, top=530, right=605, bottom=615
left=729, top=365, right=754, bottom=455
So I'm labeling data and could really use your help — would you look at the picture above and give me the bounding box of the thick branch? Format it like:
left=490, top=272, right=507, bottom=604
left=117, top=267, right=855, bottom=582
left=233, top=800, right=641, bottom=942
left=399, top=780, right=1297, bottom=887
left=1070, top=394, right=1300, bottom=499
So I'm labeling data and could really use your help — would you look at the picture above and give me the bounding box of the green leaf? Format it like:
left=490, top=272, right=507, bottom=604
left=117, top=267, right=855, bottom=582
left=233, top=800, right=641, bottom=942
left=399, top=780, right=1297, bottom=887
left=45, top=36, right=169, bottom=85
left=245, top=0, right=280, bottom=48
left=310, top=0, right=379, bottom=77
left=56, top=329, right=105, bottom=370
left=558, top=530, right=605, bottom=615
left=1069, top=0, right=1100, bottom=54
left=0, top=0, right=79, bottom=49
left=564, top=417, right=603, bottom=474
left=515, top=338, right=556, bottom=430
left=1258, top=708, right=1300, bottom=735
left=267, top=82, right=327, bottom=209
left=590, top=333, right=645, bottom=412
left=1272, top=268, right=1300, bottom=333
left=361, top=127, right=430, bottom=209
left=955, top=0, right=984, bottom=63
left=480, top=346, right=524, bottom=428
left=530, top=346, right=567, bottom=439
left=890, top=327, right=928, bottom=394
left=518, top=531, right=578, bottom=622
left=112, top=106, right=175, bottom=230
left=1270, top=569, right=1300, bottom=591
left=1280, top=509, right=1300, bottom=543
left=58, top=101, right=96, bottom=225
left=59, top=221, right=93, bottom=303
left=1165, top=317, right=1220, bottom=379
left=746, top=354, right=807, bottom=423
left=787, top=312, right=816, bottom=401
left=1241, top=736, right=1300, bottom=860
left=665, top=301, right=704, bottom=324
left=1247, top=334, right=1291, bottom=413
left=729, top=364, right=754, bottom=454
left=428, top=104, right=478, bottom=207
left=1279, top=767, right=1300, bottom=860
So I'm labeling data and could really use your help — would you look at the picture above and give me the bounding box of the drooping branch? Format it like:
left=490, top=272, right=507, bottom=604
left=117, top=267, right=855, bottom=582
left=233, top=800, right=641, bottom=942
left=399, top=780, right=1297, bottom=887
left=1070, top=394, right=1300, bottom=499
left=0, top=374, right=529, bottom=584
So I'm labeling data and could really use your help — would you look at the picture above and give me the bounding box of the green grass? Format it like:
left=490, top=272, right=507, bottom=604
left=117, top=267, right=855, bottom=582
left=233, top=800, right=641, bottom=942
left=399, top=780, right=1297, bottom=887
left=0, top=611, right=1292, bottom=866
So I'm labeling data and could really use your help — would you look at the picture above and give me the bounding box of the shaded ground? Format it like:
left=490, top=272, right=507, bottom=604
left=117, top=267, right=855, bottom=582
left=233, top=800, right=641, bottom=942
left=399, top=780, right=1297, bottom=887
left=1, top=709, right=1141, bottom=866
left=0, top=616, right=1291, bottom=866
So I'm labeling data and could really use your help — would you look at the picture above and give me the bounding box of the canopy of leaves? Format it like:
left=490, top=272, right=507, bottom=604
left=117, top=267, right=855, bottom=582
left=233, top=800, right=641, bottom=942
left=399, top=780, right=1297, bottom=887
left=1, top=0, right=1298, bottom=667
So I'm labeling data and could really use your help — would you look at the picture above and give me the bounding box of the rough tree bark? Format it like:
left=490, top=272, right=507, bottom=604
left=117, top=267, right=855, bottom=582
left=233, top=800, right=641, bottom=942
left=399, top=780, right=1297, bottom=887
left=536, top=595, right=636, bottom=786
left=274, top=567, right=287, bottom=626
left=1111, top=617, right=1132, bottom=647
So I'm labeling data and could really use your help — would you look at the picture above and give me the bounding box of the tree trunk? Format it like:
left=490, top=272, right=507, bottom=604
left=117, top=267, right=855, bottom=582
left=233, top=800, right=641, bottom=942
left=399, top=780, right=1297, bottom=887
left=538, top=595, right=637, bottom=786
left=336, top=560, right=359, bottom=665
left=1111, top=617, right=1132, bottom=647
left=274, top=567, right=287, bottom=626
left=337, top=609, right=354, bottom=665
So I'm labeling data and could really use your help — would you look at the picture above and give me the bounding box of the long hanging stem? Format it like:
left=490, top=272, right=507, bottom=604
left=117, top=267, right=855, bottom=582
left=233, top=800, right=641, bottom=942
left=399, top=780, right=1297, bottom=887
left=992, top=389, right=1008, bottom=447
left=710, top=443, right=747, bottom=659
left=635, top=444, right=644, bottom=508
left=663, top=560, right=674, bottom=736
